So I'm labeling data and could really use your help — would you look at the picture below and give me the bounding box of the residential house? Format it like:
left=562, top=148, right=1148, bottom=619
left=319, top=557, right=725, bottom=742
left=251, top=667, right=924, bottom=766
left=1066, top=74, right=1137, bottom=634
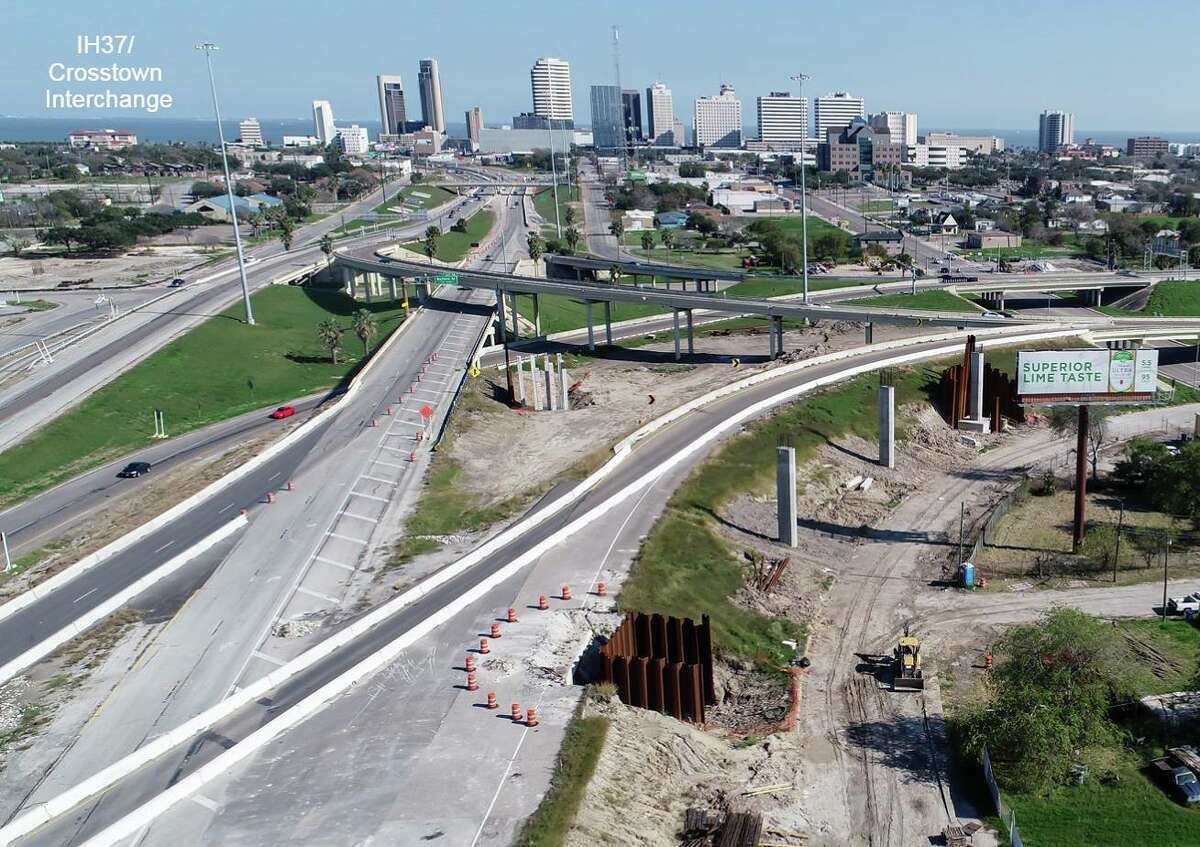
left=621, top=209, right=656, bottom=231
left=184, top=193, right=283, bottom=222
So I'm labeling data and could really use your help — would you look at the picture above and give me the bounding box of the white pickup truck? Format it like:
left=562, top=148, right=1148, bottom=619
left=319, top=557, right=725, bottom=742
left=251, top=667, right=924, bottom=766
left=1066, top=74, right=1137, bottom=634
left=1167, top=593, right=1200, bottom=614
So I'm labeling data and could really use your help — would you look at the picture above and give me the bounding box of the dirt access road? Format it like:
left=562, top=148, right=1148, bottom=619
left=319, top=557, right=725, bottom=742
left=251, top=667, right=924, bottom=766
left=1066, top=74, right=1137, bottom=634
left=798, top=402, right=1200, bottom=846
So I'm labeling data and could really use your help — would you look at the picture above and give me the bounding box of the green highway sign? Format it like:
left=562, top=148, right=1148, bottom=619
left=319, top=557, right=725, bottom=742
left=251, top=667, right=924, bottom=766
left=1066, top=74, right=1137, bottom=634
left=434, top=272, right=459, bottom=284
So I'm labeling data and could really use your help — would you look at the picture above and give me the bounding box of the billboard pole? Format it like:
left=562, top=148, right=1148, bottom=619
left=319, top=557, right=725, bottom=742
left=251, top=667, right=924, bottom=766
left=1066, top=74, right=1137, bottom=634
left=1072, top=403, right=1089, bottom=552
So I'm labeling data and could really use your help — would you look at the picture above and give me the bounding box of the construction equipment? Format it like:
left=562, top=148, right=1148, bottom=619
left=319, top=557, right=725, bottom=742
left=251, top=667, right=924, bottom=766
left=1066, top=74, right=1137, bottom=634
left=892, top=629, right=926, bottom=691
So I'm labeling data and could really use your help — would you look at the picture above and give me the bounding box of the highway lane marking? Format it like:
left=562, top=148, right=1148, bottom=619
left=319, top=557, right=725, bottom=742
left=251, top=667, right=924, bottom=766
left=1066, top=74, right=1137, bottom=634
left=372, top=458, right=406, bottom=470
left=350, top=491, right=390, bottom=503
left=190, top=794, right=220, bottom=813
left=315, top=556, right=355, bottom=572
left=470, top=688, right=549, bottom=847
left=296, top=585, right=340, bottom=604
left=268, top=472, right=281, bottom=481
left=73, top=587, right=98, bottom=604
left=154, top=540, right=176, bottom=554
left=250, top=650, right=286, bottom=667
left=359, top=474, right=397, bottom=486
left=340, top=510, right=380, bottom=524
left=388, top=420, right=424, bottom=430
left=217, top=503, right=236, bottom=514
left=588, top=483, right=658, bottom=597
left=326, top=531, right=368, bottom=545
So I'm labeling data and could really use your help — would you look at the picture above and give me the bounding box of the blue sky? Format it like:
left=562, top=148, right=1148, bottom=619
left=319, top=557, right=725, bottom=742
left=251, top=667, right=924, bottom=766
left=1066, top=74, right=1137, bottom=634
left=8, top=0, right=1200, bottom=131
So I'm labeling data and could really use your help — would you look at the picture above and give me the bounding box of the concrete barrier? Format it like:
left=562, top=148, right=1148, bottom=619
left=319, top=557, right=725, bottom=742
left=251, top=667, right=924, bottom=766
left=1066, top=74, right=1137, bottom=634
left=0, top=298, right=427, bottom=635
left=0, top=517, right=246, bottom=686
left=0, top=324, right=1080, bottom=845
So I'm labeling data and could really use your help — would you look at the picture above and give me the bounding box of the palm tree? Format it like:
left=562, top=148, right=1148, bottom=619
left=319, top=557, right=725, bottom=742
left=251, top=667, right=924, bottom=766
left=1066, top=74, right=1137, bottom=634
left=422, top=225, right=441, bottom=264
left=526, top=232, right=545, bottom=275
left=894, top=251, right=913, bottom=279
left=564, top=226, right=581, bottom=253
left=317, top=318, right=344, bottom=364
left=609, top=219, right=625, bottom=244
left=610, top=264, right=623, bottom=286
left=563, top=204, right=577, bottom=228
left=279, top=219, right=295, bottom=251
left=640, top=230, right=655, bottom=256
left=661, top=228, right=675, bottom=262
left=320, top=234, right=334, bottom=266
left=352, top=309, right=378, bottom=356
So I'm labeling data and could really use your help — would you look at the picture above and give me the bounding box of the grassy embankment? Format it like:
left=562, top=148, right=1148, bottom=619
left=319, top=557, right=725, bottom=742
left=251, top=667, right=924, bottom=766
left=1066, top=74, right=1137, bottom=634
left=1096, top=279, right=1200, bottom=317
left=334, top=185, right=458, bottom=233
left=620, top=360, right=944, bottom=665
left=850, top=289, right=982, bottom=312
left=402, top=209, right=496, bottom=263
left=0, top=286, right=407, bottom=509
left=534, top=185, right=582, bottom=236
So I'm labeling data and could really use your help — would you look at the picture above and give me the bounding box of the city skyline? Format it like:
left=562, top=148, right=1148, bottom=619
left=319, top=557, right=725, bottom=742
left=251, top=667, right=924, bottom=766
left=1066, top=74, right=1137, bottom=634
left=10, top=0, right=1200, bottom=133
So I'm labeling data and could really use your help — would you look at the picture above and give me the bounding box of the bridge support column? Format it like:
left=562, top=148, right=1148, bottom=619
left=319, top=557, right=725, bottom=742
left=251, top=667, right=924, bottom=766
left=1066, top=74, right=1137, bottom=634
left=673, top=310, right=682, bottom=361
left=772, top=316, right=784, bottom=358
left=769, top=319, right=777, bottom=359
left=389, top=277, right=398, bottom=302
left=516, top=356, right=526, bottom=405
left=879, top=385, right=895, bottom=469
left=364, top=273, right=374, bottom=303
left=686, top=309, right=694, bottom=356
left=339, top=266, right=353, bottom=295
left=496, top=288, right=508, bottom=344
left=777, top=447, right=798, bottom=547
left=865, top=321, right=874, bottom=345
left=533, top=293, right=542, bottom=336
left=998, top=292, right=1005, bottom=311
left=585, top=301, right=595, bottom=351
left=508, top=292, right=519, bottom=338
left=558, top=353, right=570, bottom=411
left=604, top=301, right=613, bottom=346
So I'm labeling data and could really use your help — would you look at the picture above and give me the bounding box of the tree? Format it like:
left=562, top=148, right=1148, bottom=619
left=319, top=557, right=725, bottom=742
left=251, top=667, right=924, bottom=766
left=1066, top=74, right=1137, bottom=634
left=422, top=225, right=441, bottom=264
left=190, top=181, right=223, bottom=199
left=564, top=226, right=581, bottom=253
left=641, top=230, right=655, bottom=255
left=563, top=204, right=577, bottom=228
left=526, top=232, right=545, bottom=273
left=278, top=218, right=295, bottom=252
left=609, top=264, right=622, bottom=286
left=8, top=238, right=31, bottom=258
left=317, top=318, right=344, bottom=364
left=351, top=309, right=377, bottom=356
left=894, top=251, right=914, bottom=279
left=320, top=234, right=334, bottom=266
left=1047, top=405, right=1113, bottom=480
left=660, top=228, right=675, bottom=260
left=608, top=219, right=625, bottom=242
left=1131, top=525, right=1177, bottom=570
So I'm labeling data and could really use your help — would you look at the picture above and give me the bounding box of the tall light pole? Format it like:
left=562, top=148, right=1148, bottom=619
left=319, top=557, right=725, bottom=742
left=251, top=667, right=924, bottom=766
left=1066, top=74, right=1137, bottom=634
left=790, top=74, right=812, bottom=304
left=546, top=122, right=562, bottom=238
left=197, top=42, right=254, bottom=325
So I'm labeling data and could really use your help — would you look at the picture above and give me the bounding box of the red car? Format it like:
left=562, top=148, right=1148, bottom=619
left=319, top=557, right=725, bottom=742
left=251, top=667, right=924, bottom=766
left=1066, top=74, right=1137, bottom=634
left=270, top=405, right=296, bottom=420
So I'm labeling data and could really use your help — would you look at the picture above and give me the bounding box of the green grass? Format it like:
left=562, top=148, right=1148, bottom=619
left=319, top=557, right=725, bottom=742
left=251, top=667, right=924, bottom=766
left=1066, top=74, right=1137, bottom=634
left=0, top=287, right=408, bottom=509
left=960, top=241, right=1083, bottom=261
left=403, top=210, right=496, bottom=263
left=534, top=185, right=581, bottom=231
left=515, top=294, right=667, bottom=336
left=375, top=184, right=455, bottom=215
left=0, top=704, right=48, bottom=755
left=514, top=713, right=609, bottom=847
left=11, top=299, right=58, bottom=312
left=849, top=289, right=981, bottom=312
left=726, top=276, right=876, bottom=298
left=992, top=619, right=1200, bottom=846
left=1136, top=280, right=1200, bottom=316
left=621, top=363, right=941, bottom=666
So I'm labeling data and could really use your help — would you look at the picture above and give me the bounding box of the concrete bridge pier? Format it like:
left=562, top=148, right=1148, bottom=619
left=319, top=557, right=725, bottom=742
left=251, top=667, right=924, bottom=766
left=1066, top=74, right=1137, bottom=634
left=879, top=385, right=895, bottom=469
left=776, top=446, right=798, bottom=547
left=558, top=353, right=570, bottom=411
left=771, top=316, right=785, bottom=359
left=496, top=288, right=508, bottom=344
left=865, top=321, right=874, bottom=344
left=585, top=301, right=596, bottom=351
left=673, top=310, right=682, bottom=361
left=685, top=309, right=694, bottom=356
left=532, top=293, right=542, bottom=336
left=339, top=266, right=355, bottom=296
left=604, top=301, right=613, bottom=345
left=388, top=277, right=398, bottom=302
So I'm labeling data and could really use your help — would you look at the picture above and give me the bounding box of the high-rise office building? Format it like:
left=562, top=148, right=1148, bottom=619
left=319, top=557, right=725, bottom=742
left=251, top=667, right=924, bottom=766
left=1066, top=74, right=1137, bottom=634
left=418, top=59, right=446, bottom=132
left=530, top=57, right=573, bottom=123
left=335, top=125, right=369, bottom=156
left=868, top=111, right=917, bottom=147
left=376, top=75, right=407, bottom=136
left=312, top=100, right=336, bottom=146
left=756, top=92, right=808, bottom=145
left=238, top=117, right=264, bottom=147
left=1038, top=110, right=1074, bottom=152
left=814, top=92, right=865, bottom=137
left=646, top=82, right=675, bottom=145
left=1127, top=136, right=1169, bottom=159
left=621, top=90, right=643, bottom=142
left=589, top=84, right=623, bottom=150
left=694, top=83, right=742, bottom=148
left=466, top=107, right=483, bottom=148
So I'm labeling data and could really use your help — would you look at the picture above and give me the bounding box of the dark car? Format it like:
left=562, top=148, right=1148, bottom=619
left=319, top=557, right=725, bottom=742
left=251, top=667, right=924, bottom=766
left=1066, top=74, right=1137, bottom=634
left=169, top=277, right=187, bottom=288
left=117, top=461, right=152, bottom=478
left=270, top=405, right=296, bottom=420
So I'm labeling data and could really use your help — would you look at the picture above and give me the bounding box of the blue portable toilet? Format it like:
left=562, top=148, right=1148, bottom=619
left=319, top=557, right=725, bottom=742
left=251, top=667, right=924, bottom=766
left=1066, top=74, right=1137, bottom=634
left=960, top=562, right=975, bottom=588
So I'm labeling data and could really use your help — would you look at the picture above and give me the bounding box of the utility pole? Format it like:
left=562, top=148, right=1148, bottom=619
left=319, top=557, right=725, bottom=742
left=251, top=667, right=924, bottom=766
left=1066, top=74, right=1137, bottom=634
left=546, top=123, right=562, bottom=239
left=197, top=42, right=254, bottom=325
left=790, top=73, right=811, bottom=304
left=1072, top=404, right=1089, bottom=551
left=1162, top=539, right=1171, bottom=622
left=1113, top=501, right=1124, bottom=583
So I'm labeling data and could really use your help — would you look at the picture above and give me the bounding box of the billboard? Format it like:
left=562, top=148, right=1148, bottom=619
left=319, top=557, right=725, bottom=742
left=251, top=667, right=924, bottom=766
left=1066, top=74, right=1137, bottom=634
left=1017, top=348, right=1158, bottom=404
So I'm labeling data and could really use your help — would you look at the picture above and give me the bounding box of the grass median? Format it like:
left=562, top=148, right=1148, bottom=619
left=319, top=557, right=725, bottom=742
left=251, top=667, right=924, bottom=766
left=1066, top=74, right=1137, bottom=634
left=850, top=289, right=981, bottom=312
left=404, top=209, right=495, bottom=263
left=515, top=711, right=609, bottom=847
left=0, top=286, right=408, bottom=509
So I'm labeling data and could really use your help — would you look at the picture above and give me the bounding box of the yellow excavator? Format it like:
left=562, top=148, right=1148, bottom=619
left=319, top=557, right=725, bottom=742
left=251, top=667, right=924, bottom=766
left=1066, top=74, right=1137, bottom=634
left=892, top=629, right=925, bottom=691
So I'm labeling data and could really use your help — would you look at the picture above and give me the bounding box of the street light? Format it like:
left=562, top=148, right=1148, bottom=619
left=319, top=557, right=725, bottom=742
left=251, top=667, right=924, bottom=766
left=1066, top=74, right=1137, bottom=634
left=196, top=42, right=254, bottom=325
left=790, top=74, right=811, bottom=304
